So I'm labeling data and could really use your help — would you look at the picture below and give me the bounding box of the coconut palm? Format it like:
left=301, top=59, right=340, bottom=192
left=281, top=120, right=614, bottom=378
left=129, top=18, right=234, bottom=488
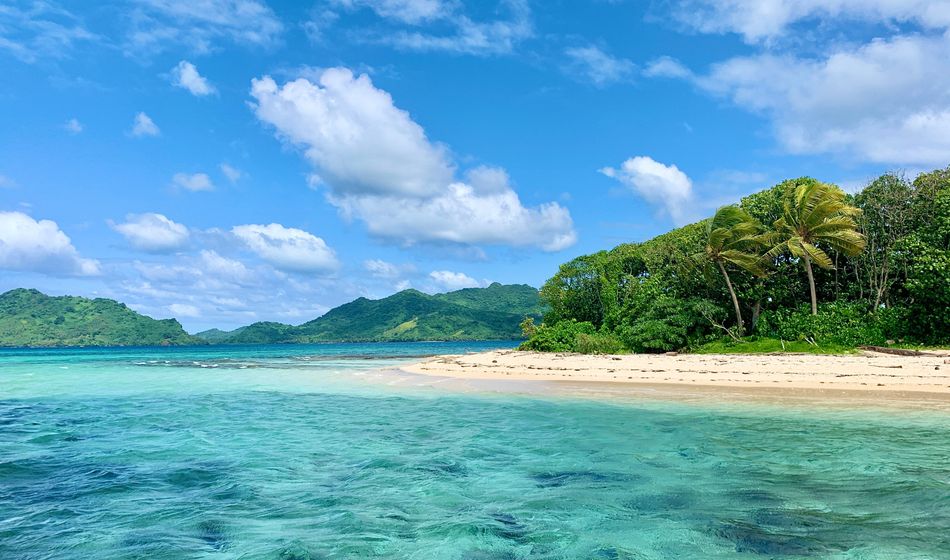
left=693, top=205, right=764, bottom=335
left=764, top=181, right=867, bottom=315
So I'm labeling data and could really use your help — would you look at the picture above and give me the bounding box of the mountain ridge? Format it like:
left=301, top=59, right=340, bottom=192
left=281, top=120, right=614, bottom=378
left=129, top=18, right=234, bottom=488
left=197, top=283, right=541, bottom=344
left=0, top=288, right=202, bottom=347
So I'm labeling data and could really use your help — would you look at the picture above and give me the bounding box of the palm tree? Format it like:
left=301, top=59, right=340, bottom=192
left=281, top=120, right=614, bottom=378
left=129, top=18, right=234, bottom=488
left=693, top=205, right=764, bottom=335
left=764, top=181, right=867, bottom=315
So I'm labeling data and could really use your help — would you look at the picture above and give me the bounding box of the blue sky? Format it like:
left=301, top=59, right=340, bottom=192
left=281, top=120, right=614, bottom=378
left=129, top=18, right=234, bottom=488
left=2, top=0, right=948, bottom=331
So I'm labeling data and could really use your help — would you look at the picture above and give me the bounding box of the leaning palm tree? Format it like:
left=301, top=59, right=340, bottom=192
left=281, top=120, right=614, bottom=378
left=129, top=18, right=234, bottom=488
left=692, top=205, right=764, bottom=335
left=764, top=181, right=867, bottom=315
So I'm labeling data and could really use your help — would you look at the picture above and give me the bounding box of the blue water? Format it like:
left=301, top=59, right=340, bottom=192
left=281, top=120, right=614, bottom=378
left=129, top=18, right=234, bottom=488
left=2, top=343, right=949, bottom=559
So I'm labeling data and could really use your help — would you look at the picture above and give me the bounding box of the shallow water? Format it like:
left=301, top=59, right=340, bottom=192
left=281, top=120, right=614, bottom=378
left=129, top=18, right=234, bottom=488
left=2, top=343, right=949, bottom=559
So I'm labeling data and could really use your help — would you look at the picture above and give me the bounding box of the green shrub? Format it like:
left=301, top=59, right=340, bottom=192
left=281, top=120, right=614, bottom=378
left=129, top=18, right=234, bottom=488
left=757, top=302, right=905, bottom=347
left=519, top=319, right=597, bottom=352
left=574, top=331, right=626, bottom=354
left=617, top=297, right=723, bottom=353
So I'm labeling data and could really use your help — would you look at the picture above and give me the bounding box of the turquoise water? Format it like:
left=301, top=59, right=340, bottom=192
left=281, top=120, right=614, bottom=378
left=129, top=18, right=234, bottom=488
left=2, top=343, right=949, bottom=559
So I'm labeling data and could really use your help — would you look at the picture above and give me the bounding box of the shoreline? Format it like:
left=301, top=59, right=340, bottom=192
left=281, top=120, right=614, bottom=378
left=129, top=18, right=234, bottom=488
left=399, top=349, right=950, bottom=402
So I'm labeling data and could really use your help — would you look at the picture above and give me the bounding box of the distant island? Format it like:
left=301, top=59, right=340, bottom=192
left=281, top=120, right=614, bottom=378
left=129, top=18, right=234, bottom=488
left=0, top=283, right=542, bottom=348
left=0, top=289, right=201, bottom=347
left=196, top=283, right=542, bottom=344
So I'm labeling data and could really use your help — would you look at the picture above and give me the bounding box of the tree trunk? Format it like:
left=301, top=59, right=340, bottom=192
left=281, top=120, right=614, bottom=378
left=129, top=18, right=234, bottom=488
left=751, top=299, right=762, bottom=331
left=803, top=254, right=818, bottom=315
left=717, top=260, right=744, bottom=335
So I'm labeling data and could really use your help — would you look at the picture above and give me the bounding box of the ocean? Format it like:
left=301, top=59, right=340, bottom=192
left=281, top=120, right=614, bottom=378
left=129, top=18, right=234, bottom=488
left=2, top=342, right=949, bottom=559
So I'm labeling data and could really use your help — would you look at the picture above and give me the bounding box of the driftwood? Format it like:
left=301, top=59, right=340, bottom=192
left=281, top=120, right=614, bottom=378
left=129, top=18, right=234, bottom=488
left=859, top=346, right=936, bottom=357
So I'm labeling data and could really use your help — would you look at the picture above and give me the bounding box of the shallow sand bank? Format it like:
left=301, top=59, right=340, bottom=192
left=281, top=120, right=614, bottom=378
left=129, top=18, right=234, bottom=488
left=401, top=349, right=950, bottom=396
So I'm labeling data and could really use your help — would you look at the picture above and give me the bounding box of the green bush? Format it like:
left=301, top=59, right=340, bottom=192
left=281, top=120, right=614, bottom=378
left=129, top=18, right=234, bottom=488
left=757, top=302, right=905, bottom=347
left=519, top=319, right=597, bottom=352
left=574, top=331, right=626, bottom=354
left=618, top=297, right=723, bottom=353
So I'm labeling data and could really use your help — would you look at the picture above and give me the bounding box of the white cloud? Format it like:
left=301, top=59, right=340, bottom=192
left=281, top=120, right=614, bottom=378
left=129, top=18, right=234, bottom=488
left=134, top=249, right=252, bottom=287
left=693, top=33, right=950, bottom=165
left=0, top=211, right=100, bottom=276
left=428, top=270, right=481, bottom=290
left=64, top=118, right=83, bottom=134
left=332, top=0, right=451, bottom=24
left=168, top=303, right=200, bottom=317
left=231, top=223, right=339, bottom=273
left=650, top=2, right=950, bottom=166
left=643, top=56, right=692, bottom=79
left=198, top=249, right=252, bottom=280
left=172, top=172, right=214, bottom=191
left=0, top=175, right=14, bottom=189
left=111, top=213, right=190, bottom=253
left=671, top=0, right=950, bottom=44
left=331, top=184, right=577, bottom=251
left=0, top=2, right=98, bottom=63
left=171, top=60, right=215, bottom=95
left=363, top=259, right=402, bottom=278
left=251, top=70, right=453, bottom=197
left=220, top=163, right=242, bottom=183
left=564, top=45, right=636, bottom=87
left=600, top=156, right=695, bottom=225
left=250, top=67, right=576, bottom=251
left=126, top=0, right=283, bottom=55
left=383, top=0, right=533, bottom=55
left=131, top=112, right=160, bottom=137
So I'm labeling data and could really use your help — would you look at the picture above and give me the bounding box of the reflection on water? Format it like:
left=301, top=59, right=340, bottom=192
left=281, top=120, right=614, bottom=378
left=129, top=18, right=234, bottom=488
left=1, top=343, right=949, bottom=558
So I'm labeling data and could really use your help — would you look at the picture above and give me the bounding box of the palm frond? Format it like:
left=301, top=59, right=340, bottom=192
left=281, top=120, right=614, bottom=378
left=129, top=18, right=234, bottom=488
left=802, top=242, right=834, bottom=269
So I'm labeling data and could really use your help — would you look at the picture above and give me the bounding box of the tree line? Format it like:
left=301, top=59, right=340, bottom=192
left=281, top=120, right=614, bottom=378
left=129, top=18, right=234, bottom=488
left=521, top=167, right=950, bottom=353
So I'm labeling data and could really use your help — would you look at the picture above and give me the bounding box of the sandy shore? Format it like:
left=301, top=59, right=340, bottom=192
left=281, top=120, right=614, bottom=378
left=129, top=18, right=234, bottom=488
left=401, top=349, right=950, bottom=396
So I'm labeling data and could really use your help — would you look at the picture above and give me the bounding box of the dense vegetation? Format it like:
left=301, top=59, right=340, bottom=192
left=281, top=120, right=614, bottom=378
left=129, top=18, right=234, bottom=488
left=522, top=167, right=950, bottom=354
left=0, top=289, right=201, bottom=347
left=197, top=283, right=542, bottom=344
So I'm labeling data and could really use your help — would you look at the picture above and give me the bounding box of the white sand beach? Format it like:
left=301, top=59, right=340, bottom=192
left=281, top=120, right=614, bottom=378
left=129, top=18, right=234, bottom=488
left=401, top=349, right=950, bottom=396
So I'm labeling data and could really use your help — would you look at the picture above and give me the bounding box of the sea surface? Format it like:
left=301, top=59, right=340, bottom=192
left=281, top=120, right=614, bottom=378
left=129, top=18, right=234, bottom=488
left=2, top=342, right=949, bottom=559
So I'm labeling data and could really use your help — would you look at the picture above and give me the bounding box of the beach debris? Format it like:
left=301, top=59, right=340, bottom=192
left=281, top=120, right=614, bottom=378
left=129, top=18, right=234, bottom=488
left=860, top=345, right=937, bottom=357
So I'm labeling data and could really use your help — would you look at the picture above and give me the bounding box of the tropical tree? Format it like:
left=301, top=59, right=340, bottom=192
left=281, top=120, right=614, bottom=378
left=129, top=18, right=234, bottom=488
left=765, top=182, right=867, bottom=315
left=692, top=205, right=764, bottom=335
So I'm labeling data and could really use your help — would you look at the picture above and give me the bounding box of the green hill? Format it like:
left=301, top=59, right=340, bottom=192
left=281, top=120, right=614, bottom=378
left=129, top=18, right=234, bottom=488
left=200, top=283, right=541, bottom=344
left=0, top=289, right=202, bottom=347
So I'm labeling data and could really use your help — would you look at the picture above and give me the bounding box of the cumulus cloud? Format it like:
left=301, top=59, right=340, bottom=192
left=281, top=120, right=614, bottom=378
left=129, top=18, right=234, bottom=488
left=131, top=112, right=160, bottom=137
left=331, top=184, right=577, bottom=251
left=564, top=45, right=636, bottom=87
left=250, top=67, right=576, bottom=251
left=171, top=60, right=215, bottom=95
left=125, top=0, right=283, bottom=55
left=111, top=213, right=190, bottom=253
left=670, top=0, right=950, bottom=44
left=428, top=270, right=481, bottom=290
left=600, top=156, right=695, bottom=225
left=231, top=223, right=339, bottom=273
left=0, top=211, right=100, bottom=275
left=172, top=172, right=214, bottom=191
left=649, top=2, right=950, bottom=166
left=693, top=33, right=950, bottom=165
left=251, top=70, right=453, bottom=197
